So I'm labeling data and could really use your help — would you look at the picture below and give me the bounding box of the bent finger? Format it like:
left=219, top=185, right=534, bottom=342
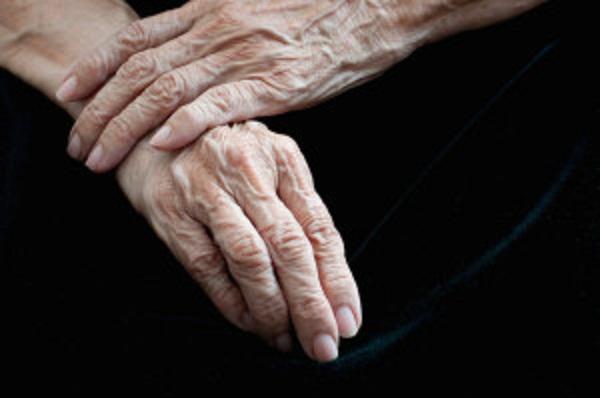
left=222, top=137, right=339, bottom=362
left=150, top=80, right=276, bottom=150
left=69, top=36, right=200, bottom=163
left=275, top=134, right=362, bottom=338
left=245, top=195, right=340, bottom=362
left=56, top=6, right=194, bottom=103
left=204, top=193, right=292, bottom=353
left=83, top=51, right=235, bottom=172
left=162, top=215, right=253, bottom=333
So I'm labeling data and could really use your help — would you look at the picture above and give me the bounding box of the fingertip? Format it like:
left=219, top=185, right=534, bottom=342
left=149, top=125, right=173, bottom=148
left=66, top=133, right=82, bottom=160
left=84, top=145, right=114, bottom=173
left=356, top=297, right=364, bottom=329
left=335, top=305, right=359, bottom=338
left=312, top=333, right=338, bottom=362
left=55, top=76, right=79, bottom=102
left=150, top=123, right=198, bottom=151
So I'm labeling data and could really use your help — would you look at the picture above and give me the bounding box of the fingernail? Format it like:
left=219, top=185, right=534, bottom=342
left=56, top=76, right=78, bottom=102
left=150, top=125, right=171, bottom=147
left=66, top=133, right=82, bottom=160
left=336, top=306, right=358, bottom=338
left=275, top=333, right=293, bottom=352
left=85, top=145, right=104, bottom=171
left=312, top=333, right=338, bottom=362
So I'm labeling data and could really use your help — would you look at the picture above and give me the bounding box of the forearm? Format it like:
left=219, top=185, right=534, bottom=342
left=328, top=0, right=546, bottom=69
left=389, top=0, right=548, bottom=42
left=0, top=0, right=152, bottom=205
left=0, top=0, right=135, bottom=110
left=0, top=0, right=547, bottom=206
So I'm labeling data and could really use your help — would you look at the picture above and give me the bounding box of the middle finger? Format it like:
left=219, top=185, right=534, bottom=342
left=223, top=142, right=340, bottom=362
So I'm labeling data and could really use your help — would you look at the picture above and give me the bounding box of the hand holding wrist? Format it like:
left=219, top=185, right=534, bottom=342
left=0, top=0, right=151, bottom=204
left=0, top=0, right=136, bottom=108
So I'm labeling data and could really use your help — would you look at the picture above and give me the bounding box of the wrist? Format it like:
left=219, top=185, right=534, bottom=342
left=320, top=1, right=435, bottom=81
left=334, top=0, right=545, bottom=70
left=115, top=138, right=167, bottom=214
left=1, top=0, right=136, bottom=103
left=1, top=0, right=150, bottom=204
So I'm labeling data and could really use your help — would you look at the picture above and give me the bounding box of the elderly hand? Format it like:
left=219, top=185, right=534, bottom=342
left=57, top=0, right=544, bottom=173
left=2, top=0, right=361, bottom=362
left=57, top=0, right=427, bottom=172
left=118, top=121, right=362, bottom=362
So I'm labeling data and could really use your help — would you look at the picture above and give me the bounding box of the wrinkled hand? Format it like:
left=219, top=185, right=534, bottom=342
left=58, top=0, right=420, bottom=172
left=119, top=121, right=362, bottom=362
left=2, top=0, right=362, bottom=362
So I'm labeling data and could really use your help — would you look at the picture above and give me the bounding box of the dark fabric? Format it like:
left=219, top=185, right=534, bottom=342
left=2, top=0, right=598, bottom=394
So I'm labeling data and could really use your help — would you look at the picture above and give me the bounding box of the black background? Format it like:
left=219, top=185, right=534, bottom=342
left=1, top=0, right=598, bottom=395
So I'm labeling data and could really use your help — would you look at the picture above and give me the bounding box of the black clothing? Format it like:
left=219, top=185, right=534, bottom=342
left=1, top=1, right=597, bottom=395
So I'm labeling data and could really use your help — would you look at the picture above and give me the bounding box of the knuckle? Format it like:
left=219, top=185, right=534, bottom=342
left=188, top=4, right=241, bottom=41
left=253, top=296, right=287, bottom=328
left=168, top=155, right=212, bottom=214
left=276, top=134, right=300, bottom=155
left=204, top=81, right=262, bottom=117
left=107, top=116, right=136, bottom=147
left=204, top=125, right=230, bottom=143
left=224, top=143, right=254, bottom=169
left=263, top=64, right=304, bottom=100
left=304, top=216, right=344, bottom=252
left=244, top=120, right=268, bottom=132
left=211, top=283, right=243, bottom=313
left=82, top=101, right=110, bottom=130
left=118, top=21, right=148, bottom=51
left=228, top=233, right=270, bottom=269
left=244, top=120, right=277, bottom=142
left=242, top=80, right=271, bottom=102
left=148, top=72, right=186, bottom=108
left=294, top=292, right=330, bottom=323
left=261, top=221, right=309, bottom=263
left=196, top=55, right=223, bottom=78
left=324, top=270, right=355, bottom=293
left=169, top=156, right=192, bottom=191
left=187, top=253, right=237, bottom=307
left=78, top=52, right=107, bottom=81
left=187, top=251, right=223, bottom=281
left=118, top=52, right=156, bottom=83
left=206, top=85, right=236, bottom=115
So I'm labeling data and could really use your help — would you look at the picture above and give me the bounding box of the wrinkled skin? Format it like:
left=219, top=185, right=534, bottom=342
left=58, top=0, right=545, bottom=173
left=2, top=0, right=546, bottom=362
left=1, top=0, right=361, bottom=363
left=122, top=122, right=362, bottom=362
left=59, top=0, right=426, bottom=172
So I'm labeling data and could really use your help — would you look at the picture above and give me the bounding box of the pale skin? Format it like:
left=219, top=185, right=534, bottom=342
left=1, top=0, right=361, bottom=362
left=1, top=0, right=545, bottom=362
left=56, top=0, right=545, bottom=172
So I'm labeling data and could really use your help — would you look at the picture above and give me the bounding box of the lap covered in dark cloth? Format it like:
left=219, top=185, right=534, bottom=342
left=1, top=0, right=598, bottom=394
